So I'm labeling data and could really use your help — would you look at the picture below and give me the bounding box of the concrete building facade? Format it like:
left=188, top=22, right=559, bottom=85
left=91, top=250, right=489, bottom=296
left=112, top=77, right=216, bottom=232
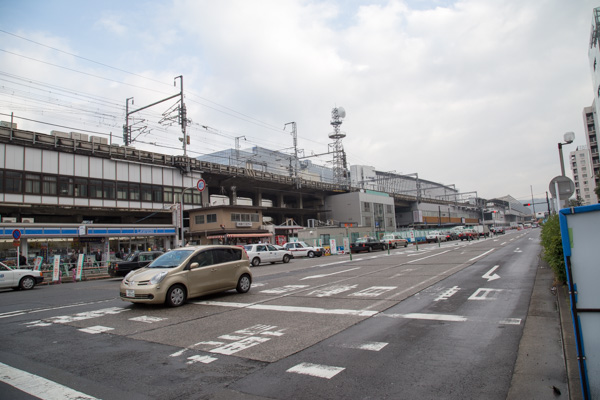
left=570, top=145, right=599, bottom=205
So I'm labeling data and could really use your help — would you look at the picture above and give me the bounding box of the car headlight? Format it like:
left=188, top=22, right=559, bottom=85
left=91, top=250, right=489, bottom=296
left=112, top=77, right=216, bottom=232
left=150, top=271, right=168, bottom=285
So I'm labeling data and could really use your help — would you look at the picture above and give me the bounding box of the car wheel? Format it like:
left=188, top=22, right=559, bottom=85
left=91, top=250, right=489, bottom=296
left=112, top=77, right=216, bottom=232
left=283, top=254, right=291, bottom=263
left=367, top=247, right=372, bottom=252
left=236, top=274, right=251, bottom=293
left=251, top=257, right=261, bottom=266
left=382, top=244, right=388, bottom=250
left=166, top=284, right=186, bottom=307
left=19, top=276, right=36, bottom=290
left=404, top=242, right=408, bottom=247
left=307, top=251, right=315, bottom=258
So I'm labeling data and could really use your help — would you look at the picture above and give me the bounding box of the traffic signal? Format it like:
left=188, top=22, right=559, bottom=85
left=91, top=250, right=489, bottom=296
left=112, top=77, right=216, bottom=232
left=523, top=203, right=531, bottom=206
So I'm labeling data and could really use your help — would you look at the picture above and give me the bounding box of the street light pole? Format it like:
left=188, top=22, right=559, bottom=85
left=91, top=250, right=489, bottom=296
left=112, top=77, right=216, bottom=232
left=179, top=186, right=196, bottom=247
left=557, top=131, right=575, bottom=209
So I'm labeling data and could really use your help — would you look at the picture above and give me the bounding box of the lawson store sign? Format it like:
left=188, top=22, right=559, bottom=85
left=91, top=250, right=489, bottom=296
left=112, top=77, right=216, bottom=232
left=0, top=224, right=176, bottom=239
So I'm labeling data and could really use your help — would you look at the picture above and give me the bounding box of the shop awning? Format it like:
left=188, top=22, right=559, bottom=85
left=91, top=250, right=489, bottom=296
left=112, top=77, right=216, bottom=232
left=206, top=233, right=273, bottom=239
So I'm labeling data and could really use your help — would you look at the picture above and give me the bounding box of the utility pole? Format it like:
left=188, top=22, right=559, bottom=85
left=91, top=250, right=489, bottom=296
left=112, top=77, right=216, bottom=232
left=284, top=122, right=300, bottom=188
left=235, top=136, right=246, bottom=167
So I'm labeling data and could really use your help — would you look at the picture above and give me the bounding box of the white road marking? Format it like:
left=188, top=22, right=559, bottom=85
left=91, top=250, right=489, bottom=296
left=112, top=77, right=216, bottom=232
left=260, top=285, right=309, bottom=294
left=196, top=301, right=378, bottom=317
left=1, top=299, right=115, bottom=320
left=434, top=286, right=460, bottom=301
left=129, top=316, right=166, bottom=323
left=482, top=265, right=501, bottom=281
left=469, top=288, right=503, bottom=300
left=349, top=286, right=397, bottom=297
left=301, top=267, right=361, bottom=280
left=24, top=307, right=130, bottom=328
left=210, top=336, right=271, bottom=355
left=308, top=284, right=358, bottom=297
left=406, top=250, right=452, bottom=263
left=382, top=313, right=467, bottom=322
left=287, top=362, right=345, bottom=379
left=78, top=325, right=114, bottom=334
left=514, top=248, right=522, bottom=253
left=499, top=318, right=522, bottom=325
left=341, top=342, right=389, bottom=351
left=186, top=355, right=218, bottom=365
left=0, top=362, right=98, bottom=399
left=469, top=249, right=495, bottom=261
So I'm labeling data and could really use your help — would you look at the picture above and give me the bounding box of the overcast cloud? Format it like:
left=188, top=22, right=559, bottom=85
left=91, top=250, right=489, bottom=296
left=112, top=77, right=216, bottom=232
left=0, top=0, right=597, bottom=201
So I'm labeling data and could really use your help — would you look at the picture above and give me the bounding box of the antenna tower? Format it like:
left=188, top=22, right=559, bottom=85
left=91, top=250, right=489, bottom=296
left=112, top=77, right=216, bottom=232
left=329, top=107, right=348, bottom=187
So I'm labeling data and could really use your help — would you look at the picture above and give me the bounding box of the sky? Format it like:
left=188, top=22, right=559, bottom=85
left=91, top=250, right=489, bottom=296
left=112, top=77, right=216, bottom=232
left=0, top=0, right=598, bottom=202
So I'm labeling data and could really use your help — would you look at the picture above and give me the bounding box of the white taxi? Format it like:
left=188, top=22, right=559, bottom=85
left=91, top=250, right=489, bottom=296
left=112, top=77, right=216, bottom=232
left=0, top=261, right=44, bottom=290
left=243, top=244, right=292, bottom=266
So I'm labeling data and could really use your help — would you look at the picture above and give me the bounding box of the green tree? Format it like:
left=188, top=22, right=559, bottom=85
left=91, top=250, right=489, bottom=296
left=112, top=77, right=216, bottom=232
left=540, top=214, right=566, bottom=283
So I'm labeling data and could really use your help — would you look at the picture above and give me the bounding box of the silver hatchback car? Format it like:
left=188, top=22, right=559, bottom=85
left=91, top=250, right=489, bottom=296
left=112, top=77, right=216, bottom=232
left=120, top=245, right=252, bottom=307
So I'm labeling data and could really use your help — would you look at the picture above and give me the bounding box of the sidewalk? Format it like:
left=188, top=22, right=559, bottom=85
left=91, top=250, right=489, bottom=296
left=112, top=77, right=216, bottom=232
left=507, top=258, right=582, bottom=399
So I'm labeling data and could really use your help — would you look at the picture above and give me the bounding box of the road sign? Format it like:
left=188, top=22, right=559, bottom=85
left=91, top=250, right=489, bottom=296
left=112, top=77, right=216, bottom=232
left=12, top=229, right=21, bottom=240
left=549, top=175, right=575, bottom=198
left=197, top=179, right=206, bottom=192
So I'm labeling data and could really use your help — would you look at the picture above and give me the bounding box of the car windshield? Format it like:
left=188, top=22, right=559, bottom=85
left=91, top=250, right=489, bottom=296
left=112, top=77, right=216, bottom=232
left=355, top=238, right=369, bottom=243
left=243, top=245, right=253, bottom=251
left=147, top=250, right=194, bottom=268
left=126, top=252, right=139, bottom=262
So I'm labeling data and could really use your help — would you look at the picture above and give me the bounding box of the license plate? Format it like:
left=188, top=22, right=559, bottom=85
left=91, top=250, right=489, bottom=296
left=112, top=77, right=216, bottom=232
left=126, top=289, right=135, bottom=298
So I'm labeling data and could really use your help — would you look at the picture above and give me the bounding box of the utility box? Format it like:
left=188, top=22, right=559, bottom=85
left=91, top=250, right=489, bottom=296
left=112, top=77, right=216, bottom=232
left=559, top=203, right=600, bottom=399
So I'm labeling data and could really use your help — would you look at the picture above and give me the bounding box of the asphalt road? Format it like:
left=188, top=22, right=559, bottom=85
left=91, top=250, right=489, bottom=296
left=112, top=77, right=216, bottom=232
left=0, top=230, right=541, bottom=399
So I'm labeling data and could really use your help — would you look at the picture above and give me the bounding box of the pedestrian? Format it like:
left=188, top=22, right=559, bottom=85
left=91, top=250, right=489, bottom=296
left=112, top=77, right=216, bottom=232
left=19, top=253, right=27, bottom=267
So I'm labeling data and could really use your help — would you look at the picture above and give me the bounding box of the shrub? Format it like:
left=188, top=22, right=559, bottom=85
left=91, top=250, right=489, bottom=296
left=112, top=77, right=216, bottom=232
left=540, top=214, right=566, bottom=283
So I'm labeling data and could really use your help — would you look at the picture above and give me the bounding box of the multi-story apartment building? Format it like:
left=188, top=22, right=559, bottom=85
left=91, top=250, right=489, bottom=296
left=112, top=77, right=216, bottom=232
left=570, top=145, right=598, bottom=205
left=586, top=9, right=600, bottom=192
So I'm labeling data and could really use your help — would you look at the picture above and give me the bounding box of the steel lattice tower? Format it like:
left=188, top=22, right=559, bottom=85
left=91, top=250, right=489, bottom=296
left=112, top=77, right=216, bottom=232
left=329, top=107, right=348, bottom=187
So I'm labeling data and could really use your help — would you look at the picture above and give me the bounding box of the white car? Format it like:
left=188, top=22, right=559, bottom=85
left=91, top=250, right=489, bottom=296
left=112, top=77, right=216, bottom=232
left=283, top=241, right=324, bottom=258
left=426, top=231, right=447, bottom=243
left=0, top=261, right=44, bottom=290
left=243, top=244, right=292, bottom=266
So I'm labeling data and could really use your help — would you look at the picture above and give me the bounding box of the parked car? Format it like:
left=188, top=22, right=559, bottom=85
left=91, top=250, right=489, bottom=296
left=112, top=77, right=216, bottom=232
left=244, top=244, right=292, bottom=266
left=380, top=233, right=408, bottom=248
left=426, top=231, right=447, bottom=243
left=351, top=237, right=387, bottom=253
left=445, top=231, right=459, bottom=241
left=458, top=229, right=478, bottom=241
left=491, top=226, right=505, bottom=234
left=120, top=245, right=252, bottom=307
left=108, top=251, right=164, bottom=277
left=0, top=261, right=44, bottom=290
left=283, top=241, right=324, bottom=258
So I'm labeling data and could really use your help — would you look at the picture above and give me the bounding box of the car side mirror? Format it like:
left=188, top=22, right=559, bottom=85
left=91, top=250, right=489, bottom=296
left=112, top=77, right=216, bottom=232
left=190, top=262, right=199, bottom=270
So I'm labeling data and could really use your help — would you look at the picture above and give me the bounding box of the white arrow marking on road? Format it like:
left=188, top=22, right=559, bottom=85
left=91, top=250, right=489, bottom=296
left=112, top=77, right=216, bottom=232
left=301, top=267, right=360, bottom=280
left=482, top=265, right=501, bottom=281
left=514, top=248, right=522, bottom=253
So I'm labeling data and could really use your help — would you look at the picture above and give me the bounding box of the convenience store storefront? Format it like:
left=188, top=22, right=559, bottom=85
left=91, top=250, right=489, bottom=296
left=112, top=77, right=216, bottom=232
left=0, top=223, right=177, bottom=267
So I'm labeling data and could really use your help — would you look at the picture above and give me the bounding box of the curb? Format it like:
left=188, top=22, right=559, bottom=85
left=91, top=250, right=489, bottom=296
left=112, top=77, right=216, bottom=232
left=558, top=282, right=583, bottom=399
